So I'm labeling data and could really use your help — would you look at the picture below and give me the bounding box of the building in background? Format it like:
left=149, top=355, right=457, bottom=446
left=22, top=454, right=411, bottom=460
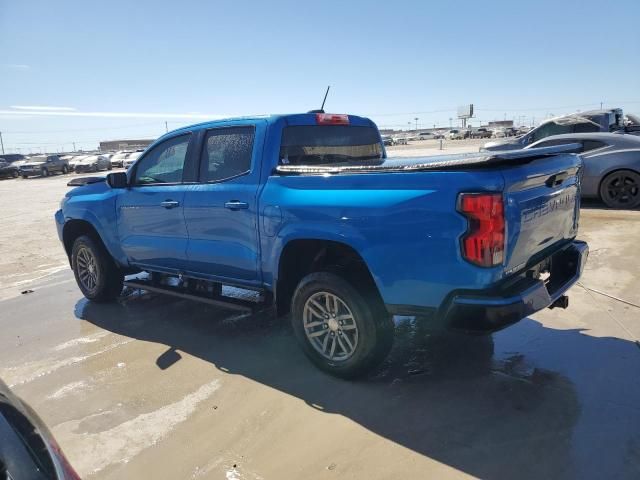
left=486, top=120, right=514, bottom=129
left=99, top=139, right=154, bottom=151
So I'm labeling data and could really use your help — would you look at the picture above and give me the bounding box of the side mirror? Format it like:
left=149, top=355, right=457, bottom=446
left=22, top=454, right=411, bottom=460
left=106, top=171, right=128, bottom=188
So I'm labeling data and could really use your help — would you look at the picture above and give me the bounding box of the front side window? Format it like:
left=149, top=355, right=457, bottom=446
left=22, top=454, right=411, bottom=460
left=200, top=127, right=254, bottom=182
left=279, top=125, right=382, bottom=167
left=134, top=134, right=190, bottom=185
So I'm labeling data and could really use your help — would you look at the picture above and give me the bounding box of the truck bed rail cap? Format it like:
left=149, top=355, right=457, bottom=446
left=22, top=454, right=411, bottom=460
left=275, top=143, right=582, bottom=175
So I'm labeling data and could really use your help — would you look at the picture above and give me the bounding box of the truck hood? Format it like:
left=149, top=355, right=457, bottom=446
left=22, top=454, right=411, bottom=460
left=20, top=161, right=45, bottom=167
left=67, top=176, right=107, bottom=188
left=276, top=143, right=581, bottom=175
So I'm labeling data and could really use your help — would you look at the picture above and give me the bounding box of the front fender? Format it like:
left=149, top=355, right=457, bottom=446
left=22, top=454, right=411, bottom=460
left=61, top=187, right=128, bottom=266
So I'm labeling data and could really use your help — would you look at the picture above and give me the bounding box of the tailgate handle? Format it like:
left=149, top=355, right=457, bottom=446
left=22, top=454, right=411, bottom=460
left=545, top=171, right=568, bottom=187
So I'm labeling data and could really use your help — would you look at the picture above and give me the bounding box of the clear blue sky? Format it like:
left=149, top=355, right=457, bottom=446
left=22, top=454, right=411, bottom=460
left=1, top=0, right=639, bottom=152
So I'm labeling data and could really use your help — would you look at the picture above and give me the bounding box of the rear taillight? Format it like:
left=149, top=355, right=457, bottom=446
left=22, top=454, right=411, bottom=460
left=458, top=193, right=505, bottom=267
left=315, top=113, right=349, bottom=125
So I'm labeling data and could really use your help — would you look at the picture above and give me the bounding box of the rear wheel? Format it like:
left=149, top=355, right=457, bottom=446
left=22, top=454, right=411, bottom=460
left=40, top=168, right=49, bottom=177
left=291, top=272, right=393, bottom=378
left=599, top=170, right=640, bottom=209
left=22, top=174, right=28, bottom=179
left=71, top=235, right=123, bottom=302
left=11, top=170, right=18, bottom=178
left=62, top=165, right=69, bottom=174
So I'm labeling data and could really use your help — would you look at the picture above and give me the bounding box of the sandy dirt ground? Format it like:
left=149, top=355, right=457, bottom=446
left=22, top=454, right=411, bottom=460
left=0, top=150, right=639, bottom=479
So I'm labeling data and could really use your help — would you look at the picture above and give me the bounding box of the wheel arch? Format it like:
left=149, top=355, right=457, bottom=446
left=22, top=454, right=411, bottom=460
left=62, top=219, right=109, bottom=264
left=275, top=238, right=383, bottom=316
left=598, top=167, right=640, bottom=198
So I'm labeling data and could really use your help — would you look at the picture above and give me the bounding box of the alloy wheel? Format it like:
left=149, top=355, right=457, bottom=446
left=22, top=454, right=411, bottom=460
left=303, top=291, right=359, bottom=361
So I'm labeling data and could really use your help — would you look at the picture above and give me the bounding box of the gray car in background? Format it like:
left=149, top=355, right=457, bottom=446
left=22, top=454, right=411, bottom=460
left=484, top=109, right=626, bottom=151
left=526, top=132, right=640, bottom=209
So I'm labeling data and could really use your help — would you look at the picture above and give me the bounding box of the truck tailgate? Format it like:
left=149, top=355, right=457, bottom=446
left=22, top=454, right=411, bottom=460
left=502, top=153, right=581, bottom=274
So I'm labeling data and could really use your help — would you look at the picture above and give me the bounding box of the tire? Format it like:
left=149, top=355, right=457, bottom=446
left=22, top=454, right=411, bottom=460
left=107, top=163, right=113, bottom=171
left=62, top=165, right=69, bottom=174
left=41, top=168, right=49, bottom=177
left=11, top=170, right=18, bottom=178
left=71, top=235, right=123, bottom=302
left=599, top=170, right=640, bottom=209
left=22, top=174, right=28, bottom=179
left=291, top=272, right=394, bottom=379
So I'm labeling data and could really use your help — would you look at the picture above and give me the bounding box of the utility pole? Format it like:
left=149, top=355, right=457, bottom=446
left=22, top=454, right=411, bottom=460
left=73, top=142, right=76, bottom=152
left=600, top=101, right=603, bottom=110
left=165, top=121, right=168, bottom=133
left=0, top=131, right=4, bottom=154
left=407, top=121, right=411, bottom=132
left=414, top=117, right=419, bottom=132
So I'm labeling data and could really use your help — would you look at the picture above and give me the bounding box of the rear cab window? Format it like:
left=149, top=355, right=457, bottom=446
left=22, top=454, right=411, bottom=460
left=279, top=125, right=383, bottom=167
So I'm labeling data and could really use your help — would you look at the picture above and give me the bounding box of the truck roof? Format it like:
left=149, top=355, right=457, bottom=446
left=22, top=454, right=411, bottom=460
left=156, top=113, right=377, bottom=143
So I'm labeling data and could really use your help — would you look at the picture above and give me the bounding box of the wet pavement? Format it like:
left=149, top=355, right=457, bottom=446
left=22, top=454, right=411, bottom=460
left=1, top=206, right=639, bottom=479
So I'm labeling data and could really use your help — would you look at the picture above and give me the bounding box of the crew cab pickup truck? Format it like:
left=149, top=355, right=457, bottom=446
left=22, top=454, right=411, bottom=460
left=55, top=112, right=588, bottom=378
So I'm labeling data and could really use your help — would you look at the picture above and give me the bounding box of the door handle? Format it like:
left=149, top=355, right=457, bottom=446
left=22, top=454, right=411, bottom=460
left=224, top=200, right=249, bottom=210
left=160, top=200, right=180, bottom=209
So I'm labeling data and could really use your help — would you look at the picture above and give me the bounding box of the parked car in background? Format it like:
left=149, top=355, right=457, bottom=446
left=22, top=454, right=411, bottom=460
left=0, top=159, right=19, bottom=178
left=504, top=127, right=518, bottom=137
left=110, top=151, right=132, bottom=167
left=19, top=155, right=69, bottom=178
left=447, top=129, right=464, bottom=140
left=381, top=135, right=395, bottom=147
left=484, top=109, right=626, bottom=151
left=0, top=153, right=25, bottom=164
left=526, top=132, right=640, bottom=209
left=68, top=155, right=90, bottom=171
left=392, top=136, right=408, bottom=145
left=432, top=131, right=445, bottom=139
left=0, top=377, right=80, bottom=479
left=418, top=132, right=435, bottom=140
left=75, top=155, right=112, bottom=173
left=122, top=151, right=143, bottom=169
left=10, top=156, right=31, bottom=168
left=471, top=128, right=492, bottom=139
left=492, top=128, right=506, bottom=138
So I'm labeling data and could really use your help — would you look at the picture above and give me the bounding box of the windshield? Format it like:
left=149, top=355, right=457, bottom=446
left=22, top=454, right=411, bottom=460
left=279, top=126, right=383, bottom=167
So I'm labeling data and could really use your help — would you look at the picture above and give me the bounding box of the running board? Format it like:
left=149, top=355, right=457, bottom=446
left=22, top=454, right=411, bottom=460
left=123, top=280, right=266, bottom=313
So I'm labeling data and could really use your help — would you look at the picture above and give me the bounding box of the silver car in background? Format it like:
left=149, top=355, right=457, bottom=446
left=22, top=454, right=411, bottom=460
left=526, top=132, right=640, bottom=209
left=122, top=151, right=143, bottom=169
left=74, top=154, right=112, bottom=173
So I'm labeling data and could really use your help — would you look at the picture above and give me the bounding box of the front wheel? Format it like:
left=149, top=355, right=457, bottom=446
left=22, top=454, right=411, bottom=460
left=11, top=170, right=18, bottom=178
left=62, top=165, right=69, bottom=174
left=71, top=235, right=123, bottom=302
left=291, top=272, right=393, bottom=378
left=599, top=170, right=640, bottom=209
left=40, top=168, right=49, bottom=177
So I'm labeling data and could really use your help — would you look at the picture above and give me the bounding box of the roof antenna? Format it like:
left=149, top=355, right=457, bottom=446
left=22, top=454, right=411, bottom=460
left=308, top=85, right=330, bottom=114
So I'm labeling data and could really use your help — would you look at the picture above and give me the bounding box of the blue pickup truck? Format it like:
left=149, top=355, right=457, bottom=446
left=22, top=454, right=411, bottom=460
left=55, top=112, right=588, bottom=378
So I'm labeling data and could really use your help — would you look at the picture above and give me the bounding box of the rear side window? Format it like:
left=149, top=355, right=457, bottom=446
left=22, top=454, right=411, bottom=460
left=573, top=122, right=600, bottom=133
left=582, top=140, right=607, bottom=152
left=280, top=126, right=383, bottom=166
left=200, top=127, right=254, bottom=182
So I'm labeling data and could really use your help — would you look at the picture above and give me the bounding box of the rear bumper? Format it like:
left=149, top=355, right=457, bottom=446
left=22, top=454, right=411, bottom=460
left=440, top=240, right=588, bottom=332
